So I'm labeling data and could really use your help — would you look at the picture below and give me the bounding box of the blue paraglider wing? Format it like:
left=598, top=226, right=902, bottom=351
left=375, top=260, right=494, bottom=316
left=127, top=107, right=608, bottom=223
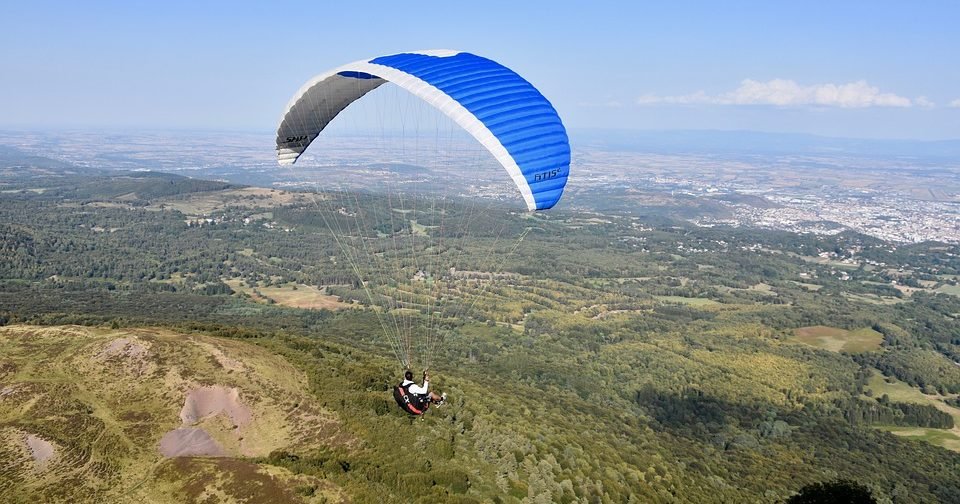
left=276, top=50, right=569, bottom=211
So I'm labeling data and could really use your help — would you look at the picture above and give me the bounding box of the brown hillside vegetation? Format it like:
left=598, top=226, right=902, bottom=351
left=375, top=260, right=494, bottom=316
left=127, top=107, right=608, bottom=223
left=0, top=325, right=351, bottom=503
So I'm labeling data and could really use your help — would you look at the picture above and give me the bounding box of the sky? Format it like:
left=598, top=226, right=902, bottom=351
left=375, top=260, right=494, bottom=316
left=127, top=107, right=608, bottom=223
left=2, top=1, right=958, bottom=140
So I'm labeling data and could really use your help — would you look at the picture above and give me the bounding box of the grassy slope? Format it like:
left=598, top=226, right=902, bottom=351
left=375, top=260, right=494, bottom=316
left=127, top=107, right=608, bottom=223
left=2, top=319, right=959, bottom=502
left=0, top=325, right=349, bottom=504
left=865, top=370, right=960, bottom=452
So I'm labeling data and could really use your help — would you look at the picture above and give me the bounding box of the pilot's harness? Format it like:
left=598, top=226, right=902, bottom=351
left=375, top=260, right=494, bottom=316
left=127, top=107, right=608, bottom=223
left=393, top=382, right=428, bottom=415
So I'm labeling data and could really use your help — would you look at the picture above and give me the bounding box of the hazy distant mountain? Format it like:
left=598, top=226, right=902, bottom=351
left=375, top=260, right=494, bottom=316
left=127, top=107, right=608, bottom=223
left=0, top=145, right=105, bottom=176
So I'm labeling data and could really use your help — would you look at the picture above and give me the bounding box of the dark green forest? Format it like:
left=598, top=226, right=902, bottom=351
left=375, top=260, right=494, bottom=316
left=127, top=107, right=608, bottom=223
left=2, top=160, right=960, bottom=503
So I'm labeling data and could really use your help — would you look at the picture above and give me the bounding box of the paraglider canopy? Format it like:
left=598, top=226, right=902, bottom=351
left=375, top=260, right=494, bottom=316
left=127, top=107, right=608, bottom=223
left=275, top=50, right=570, bottom=370
left=276, top=50, right=570, bottom=211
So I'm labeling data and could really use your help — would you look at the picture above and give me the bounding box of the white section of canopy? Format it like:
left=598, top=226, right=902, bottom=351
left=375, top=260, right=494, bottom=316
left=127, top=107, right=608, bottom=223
left=276, top=52, right=537, bottom=211
left=275, top=70, right=385, bottom=165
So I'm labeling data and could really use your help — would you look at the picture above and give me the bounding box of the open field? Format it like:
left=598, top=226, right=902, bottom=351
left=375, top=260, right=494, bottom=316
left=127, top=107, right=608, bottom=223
left=877, top=426, right=960, bottom=450
left=789, top=281, right=823, bottom=291
left=260, top=284, right=352, bottom=310
left=937, top=284, right=960, bottom=296
left=150, top=188, right=312, bottom=215
left=408, top=219, right=430, bottom=236
left=653, top=295, right=720, bottom=306
left=892, top=284, right=925, bottom=296
left=717, top=283, right=778, bottom=298
left=799, top=255, right=860, bottom=269
left=866, top=370, right=960, bottom=452
left=842, top=292, right=906, bottom=305
left=864, top=370, right=960, bottom=411
left=224, top=280, right=352, bottom=310
left=790, top=326, right=883, bottom=353
left=866, top=371, right=937, bottom=404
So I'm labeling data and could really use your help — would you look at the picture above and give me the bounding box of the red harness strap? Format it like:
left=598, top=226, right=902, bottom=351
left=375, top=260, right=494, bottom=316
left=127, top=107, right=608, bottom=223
left=398, top=385, right=424, bottom=415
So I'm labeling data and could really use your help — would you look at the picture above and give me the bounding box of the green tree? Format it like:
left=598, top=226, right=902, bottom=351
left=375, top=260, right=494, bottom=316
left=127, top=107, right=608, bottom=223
left=785, top=479, right=876, bottom=504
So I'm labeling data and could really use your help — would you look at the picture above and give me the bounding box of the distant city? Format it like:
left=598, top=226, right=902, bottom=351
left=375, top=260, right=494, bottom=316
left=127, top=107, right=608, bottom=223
left=572, top=147, right=960, bottom=244
left=2, top=129, right=959, bottom=244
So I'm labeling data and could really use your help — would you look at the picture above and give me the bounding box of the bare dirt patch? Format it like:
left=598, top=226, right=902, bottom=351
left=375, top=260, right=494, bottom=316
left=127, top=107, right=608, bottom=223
left=95, top=337, right=154, bottom=376
left=25, top=434, right=56, bottom=465
left=158, top=428, right=226, bottom=457
left=180, top=386, right=252, bottom=427
left=98, top=337, right=148, bottom=359
left=1, top=384, right=21, bottom=397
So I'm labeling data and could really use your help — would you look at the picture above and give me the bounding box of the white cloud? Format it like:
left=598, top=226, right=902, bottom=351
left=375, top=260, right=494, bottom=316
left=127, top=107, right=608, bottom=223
left=949, top=99, right=960, bottom=108
left=638, top=79, right=917, bottom=108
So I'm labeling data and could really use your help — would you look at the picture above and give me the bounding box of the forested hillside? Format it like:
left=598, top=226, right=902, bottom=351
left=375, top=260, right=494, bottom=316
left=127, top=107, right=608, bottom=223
left=2, top=166, right=960, bottom=503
